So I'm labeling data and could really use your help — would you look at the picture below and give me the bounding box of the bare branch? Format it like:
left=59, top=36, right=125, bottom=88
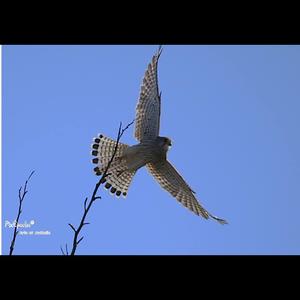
left=9, top=170, right=35, bottom=255
left=65, top=120, right=134, bottom=255
left=121, top=119, right=135, bottom=133
left=60, top=246, right=65, bottom=255
left=77, top=237, right=84, bottom=245
left=84, top=197, right=88, bottom=211
left=68, top=223, right=76, bottom=233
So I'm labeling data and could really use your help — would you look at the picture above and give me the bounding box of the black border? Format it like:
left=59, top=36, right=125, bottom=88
left=1, top=21, right=300, bottom=44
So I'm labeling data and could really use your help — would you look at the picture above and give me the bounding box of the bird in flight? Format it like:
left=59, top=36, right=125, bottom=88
left=91, top=46, right=227, bottom=224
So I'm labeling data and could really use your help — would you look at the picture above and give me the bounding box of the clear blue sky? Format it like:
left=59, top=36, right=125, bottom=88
left=2, top=45, right=300, bottom=255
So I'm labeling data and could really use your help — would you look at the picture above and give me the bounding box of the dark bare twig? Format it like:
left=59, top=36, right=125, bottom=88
left=9, top=171, right=35, bottom=255
left=65, top=120, right=134, bottom=255
left=68, top=223, right=76, bottom=232
left=77, top=237, right=84, bottom=244
left=60, top=246, right=65, bottom=255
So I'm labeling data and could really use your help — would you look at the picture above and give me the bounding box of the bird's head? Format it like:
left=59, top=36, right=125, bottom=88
left=163, top=137, right=172, bottom=147
left=157, top=136, right=172, bottom=151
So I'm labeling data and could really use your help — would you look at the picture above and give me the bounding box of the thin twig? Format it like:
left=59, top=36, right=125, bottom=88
left=77, top=236, right=84, bottom=245
left=68, top=223, right=76, bottom=232
left=66, top=120, right=134, bottom=255
left=60, top=246, right=65, bottom=255
left=9, top=171, right=35, bottom=255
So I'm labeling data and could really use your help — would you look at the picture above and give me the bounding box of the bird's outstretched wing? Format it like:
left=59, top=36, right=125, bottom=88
left=135, top=46, right=163, bottom=142
left=146, top=160, right=228, bottom=224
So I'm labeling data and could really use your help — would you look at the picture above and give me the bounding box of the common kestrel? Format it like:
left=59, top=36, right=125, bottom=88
left=91, top=46, right=227, bottom=224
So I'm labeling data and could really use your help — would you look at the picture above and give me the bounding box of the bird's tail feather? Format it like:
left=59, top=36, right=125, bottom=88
left=91, top=134, right=136, bottom=197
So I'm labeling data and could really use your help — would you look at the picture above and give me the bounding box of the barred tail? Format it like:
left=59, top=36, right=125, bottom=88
left=91, top=134, right=136, bottom=198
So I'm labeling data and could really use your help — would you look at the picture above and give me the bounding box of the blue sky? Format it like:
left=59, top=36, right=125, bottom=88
left=2, top=45, right=300, bottom=255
